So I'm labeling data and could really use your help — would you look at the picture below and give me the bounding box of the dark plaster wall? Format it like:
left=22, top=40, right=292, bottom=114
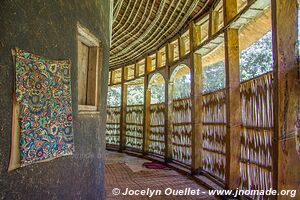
left=0, top=0, right=111, bottom=199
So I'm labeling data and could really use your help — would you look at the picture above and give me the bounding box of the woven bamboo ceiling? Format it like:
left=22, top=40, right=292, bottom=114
left=110, top=0, right=212, bottom=68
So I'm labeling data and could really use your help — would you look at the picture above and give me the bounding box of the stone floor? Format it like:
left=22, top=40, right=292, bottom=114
left=105, top=151, right=217, bottom=200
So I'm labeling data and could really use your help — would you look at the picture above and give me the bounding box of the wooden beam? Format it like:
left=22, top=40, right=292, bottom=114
left=124, top=66, right=129, bottom=81
left=166, top=43, right=174, bottom=64
left=109, top=70, right=112, bottom=85
left=210, top=10, right=219, bottom=36
left=190, top=52, right=203, bottom=174
left=134, top=64, right=139, bottom=78
left=143, top=79, right=151, bottom=154
left=223, top=0, right=237, bottom=25
left=120, top=67, right=127, bottom=151
left=166, top=81, right=173, bottom=162
left=272, top=0, right=300, bottom=199
left=111, top=70, right=116, bottom=84
left=224, top=28, right=241, bottom=189
left=165, top=44, right=173, bottom=162
left=190, top=22, right=201, bottom=49
left=208, top=10, right=213, bottom=38
left=146, top=56, right=152, bottom=73
left=179, top=35, right=186, bottom=58
left=157, top=51, right=163, bottom=68
left=189, top=19, right=203, bottom=173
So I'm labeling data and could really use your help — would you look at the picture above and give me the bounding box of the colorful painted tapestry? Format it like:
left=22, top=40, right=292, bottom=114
left=14, top=48, right=74, bottom=167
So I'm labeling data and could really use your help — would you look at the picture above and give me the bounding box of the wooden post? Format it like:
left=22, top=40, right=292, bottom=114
left=134, top=64, right=139, bottom=78
left=190, top=52, right=203, bottom=174
left=166, top=81, right=173, bottom=162
left=190, top=22, right=201, bottom=49
left=223, top=0, right=240, bottom=189
left=157, top=51, right=163, bottom=68
left=223, top=0, right=237, bottom=25
left=146, top=56, right=152, bottom=73
left=179, top=35, right=186, bottom=58
left=143, top=78, right=150, bottom=155
left=143, top=56, right=152, bottom=154
left=209, top=10, right=219, bottom=36
left=111, top=70, right=116, bottom=84
left=124, top=66, right=129, bottom=81
left=108, top=71, right=112, bottom=85
left=272, top=0, right=300, bottom=199
left=120, top=67, right=127, bottom=151
left=224, top=28, right=241, bottom=189
left=189, top=20, right=203, bottom=174
left=208, top=10, right=213, bottom=38
left=167, top=43, right=174, bottom=64
left=165, top=43, right=173, bottom=162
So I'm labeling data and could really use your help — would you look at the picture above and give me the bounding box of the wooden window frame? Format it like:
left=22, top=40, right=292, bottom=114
left=77, top=23, right=102, bottom=114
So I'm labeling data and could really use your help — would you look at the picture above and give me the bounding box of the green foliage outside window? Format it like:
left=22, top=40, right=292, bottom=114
left=127, top=84, right=144, bottom=105
left=202, top=31, right=273, bottom=93
left=150, top=84, right=165, bottom=104
left=107, top=85, right=121, bottom=106
left=107, top=31, right=273, bottom=105
left=173, top=74, right=191, bottom=99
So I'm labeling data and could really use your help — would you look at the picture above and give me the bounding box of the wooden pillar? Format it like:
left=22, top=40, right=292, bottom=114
left=157, top=51, right=163, bottom=68
left=165, top=43, right=173, bottom=162
left=190, top=22, right=201, bottom=49
left=223, top=0, right=237, bottom=25
left=272, top=0, right=300, bottom=199
left=111, top=70, right=116, bottom=84
left=179, top=36, right=186, bottom=58
left=189, top=20, right=203, bottom=174
left=223, top=0, right=240, bottom=189
left=108, top=71, right=112, bottom=85
left=120, top=67, right=127, bottom=151
left=166, top=43, right=174, bottom=64
left=134, top=64, right=139, bottom=78
left=162, top=68, right=170, bottom=162
left=143, top=56, right=152, bottom=155
left=209, top=10, right=219, bottom=37
left=143, top=79, right=150, bottom=155
left=124, top=66, right=129, bottom=81
left=146, top=56, right=152, bottom=73
left=224, top=28, right=241, bottom=189
left=190, top=52, right=203, bottom=174
left=165, top=81, right=173, bottom=162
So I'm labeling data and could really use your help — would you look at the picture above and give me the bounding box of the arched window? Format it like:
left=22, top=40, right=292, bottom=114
left=170, top=65, right=192, bottom=165
left=148, top=73, right=166, bottom=156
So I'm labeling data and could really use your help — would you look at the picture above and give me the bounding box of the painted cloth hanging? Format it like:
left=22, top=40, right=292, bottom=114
left=11, top=48, right=74, bottom=168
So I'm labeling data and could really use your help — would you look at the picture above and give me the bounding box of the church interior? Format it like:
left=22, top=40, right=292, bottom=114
left=0, top=0, right=299, bottom=199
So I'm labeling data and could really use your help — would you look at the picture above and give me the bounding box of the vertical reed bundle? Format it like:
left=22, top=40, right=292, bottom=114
left=202, top=89, right=227, bottom=181
left=149, top=103, right=165, bottom=155
left=240, top=73, right=273, bottom=198
left=172, top=97, right=192, bottom=165
left=125, top=105, right=144, bottom=150
left=106, top=106, right=121, bottom=145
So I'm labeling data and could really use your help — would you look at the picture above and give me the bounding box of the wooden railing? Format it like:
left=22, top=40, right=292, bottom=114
left=149, top=103, right=165, bottom=156
left=125, top=105, right=144, bottom=150
left=106, top=106, right=121, bottom=146
left=202, top=88, right=227, bottom=182
left=172, top=97, right=192, bottom=165
left=240, top=72, right=273, bottom=197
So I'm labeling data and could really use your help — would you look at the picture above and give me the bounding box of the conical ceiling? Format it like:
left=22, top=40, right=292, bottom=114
left=110, top=0, right=212, bottom=68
